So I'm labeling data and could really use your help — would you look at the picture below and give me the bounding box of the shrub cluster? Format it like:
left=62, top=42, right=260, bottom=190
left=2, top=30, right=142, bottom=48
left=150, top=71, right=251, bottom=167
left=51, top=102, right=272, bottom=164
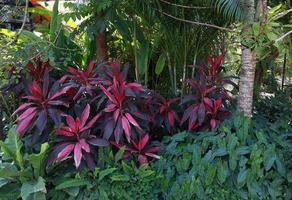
left=10, top=54, right=232, bottom=169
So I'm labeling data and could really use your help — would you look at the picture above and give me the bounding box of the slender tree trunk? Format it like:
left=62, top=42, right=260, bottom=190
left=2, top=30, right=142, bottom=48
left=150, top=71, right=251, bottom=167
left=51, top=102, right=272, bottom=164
left=237, top=0, right=256, bottom=117
left=95, top=32, right=108, bottom=63
left=95, top=13, right=108, bottom=62
left=167, top=52, right=175, bottom=95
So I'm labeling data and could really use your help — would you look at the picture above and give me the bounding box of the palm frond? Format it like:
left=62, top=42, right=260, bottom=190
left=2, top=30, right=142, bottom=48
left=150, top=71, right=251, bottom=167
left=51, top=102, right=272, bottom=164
left=206, top=0, right=248, bottom=22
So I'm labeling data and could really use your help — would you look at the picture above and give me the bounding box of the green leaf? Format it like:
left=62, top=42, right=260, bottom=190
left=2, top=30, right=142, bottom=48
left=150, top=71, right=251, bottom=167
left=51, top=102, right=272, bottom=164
left=28, top=143, right=49, bottom=177
left=287, top=171, right=292, bottom=183
left=115, top=146, right=125, bottom=163
left=50, top=0, right=60, bottom=41
left=21, top=177, right=46, bottom=200
left=217, top=161, right=228, bottom=184
left=237, top=169, right=249, bottom=188
left=0, top=166, right=19, bottom=178
left=263, top=146, right=276, bottom=171
left=110, top=174, right=130, bottom=182
left=205, top=164, right=216, bottom=185
left=0, top=178, right=10, bottom=188
left=0, top=126, right=24, bottom=169
left=55, top=179, right=90, bottom=190
left=155, top=53, right=166, bottom=75
left=99, top=168, right=117, bottom=181
left=64, top=187, right=80, bottom=197
left=138, top=42, right=150, bottom=75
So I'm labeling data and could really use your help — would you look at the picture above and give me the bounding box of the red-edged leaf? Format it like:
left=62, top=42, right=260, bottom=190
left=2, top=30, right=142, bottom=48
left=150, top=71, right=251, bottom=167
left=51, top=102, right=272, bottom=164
left=86, top=60, right=95, bottom=76
left=145, top=152, right=160, bottom=159
left=138, top=155, right=148, bottom=165
left=168, top=111, right=175, bottom=127
left=113, top=109, right=120, bottom=122
left=214, top=98, right=222, bottom=113
left=56, top=143, right=74, bottom=161
left=56, top=126, right=74, bottom=136
left=145, top=146, right=161, bottom=153
left=74, top=143, right=82, bottom=168
left=203, top=97, right=213, bottom=109
left=213, top=53, right=224, bottom=73
left=16, top=107, right=38, bottom=122
left=104, top=103, right=117, bottom=112
left=99, top=85, right=117, bottom=104
left=125, top=113, right=140, bottom=128
left=81, top=112, right=101, bottom=132
left=66, top=115, right=76, bottom=132
left=35, top=110, right=47, bottom=133
left=210, top=119, right=216, bottom=129
left=12, top=103, right=34, bottom=116
left=43, top=69, right=49, bottom=97
left=207, top=54, right=213, bottom=65
left=138, top=134, right=149, bottom=150
left=81, top=104, right=90, bottom=128
left=16, top=111, right=37, bottom=134
left=121, top=116, right=131, bottom=142
left=49, top=86, right=72, bottom=100
left=114, top=118, right=123, bottom=143
left=197, top=103, right=206, bottom=125
left=29, top=81, right=43, bottom=98
left=79, top=139, right=90, bottom=153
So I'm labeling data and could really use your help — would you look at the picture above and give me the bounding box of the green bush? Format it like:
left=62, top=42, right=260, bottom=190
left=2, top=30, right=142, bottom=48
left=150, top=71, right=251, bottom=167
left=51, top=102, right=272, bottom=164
left=154, top=113, right=291, bottom=200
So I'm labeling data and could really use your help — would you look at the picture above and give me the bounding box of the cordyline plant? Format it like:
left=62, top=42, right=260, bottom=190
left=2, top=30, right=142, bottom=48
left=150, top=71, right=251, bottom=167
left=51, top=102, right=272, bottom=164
left=97, top=61, right=150, bottom=143
left=26, top=57, right=51, bottom=82
left=181, top=54, right=234, bottom=130
left=12, top=70, right=71, bottom=135
left=59, top=61, right=99, bottom=100
left=148, top=93, right=180, bottom=133
left=111, top=133, right=160, bottom=165
left=47, top=104, right=108, bottom=169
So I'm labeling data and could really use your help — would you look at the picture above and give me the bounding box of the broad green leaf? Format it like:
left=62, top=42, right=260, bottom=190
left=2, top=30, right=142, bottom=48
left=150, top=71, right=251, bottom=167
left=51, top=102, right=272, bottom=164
left=237, top=169, right=249, bottom=187
left=0, top=178, right=9, bottom=188
left=0, top=126, right=24, bottom=169
left=55, top=179, right=90, bottom=190
left=155, top=53, right=166, bottom=75
left=64, top=187, right=80, bottom=197
left=217, top=161, right=228, bottom=184
left=28, top=143, right=49, bottom=177
left=263, top=146, right=276, bottom=171
left=138, top=42, right=150, bottom=75
left=21, top=177, right=46, bottom=200
left=99, top=168, right=117, bottom=181
left=0, top=166, right=19, bottom=178
left=0, top=182, right=20, bottom=199
left=205, top=164, right=216, bottom=186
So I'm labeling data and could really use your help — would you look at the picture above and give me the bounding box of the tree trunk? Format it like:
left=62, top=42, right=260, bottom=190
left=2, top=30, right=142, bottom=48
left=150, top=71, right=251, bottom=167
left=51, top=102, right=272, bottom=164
left=237, top=0, right=256, bottom=117
left=95, top=31, right=108, bottom=63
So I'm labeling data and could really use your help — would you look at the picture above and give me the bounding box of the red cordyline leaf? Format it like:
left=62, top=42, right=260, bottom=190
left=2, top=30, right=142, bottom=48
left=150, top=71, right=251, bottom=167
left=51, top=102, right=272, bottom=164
left=111, top=133, right=160, bottom=166
left=49, top=104, right=107, bottom=168
left=56, top=143, right=74, bottom=161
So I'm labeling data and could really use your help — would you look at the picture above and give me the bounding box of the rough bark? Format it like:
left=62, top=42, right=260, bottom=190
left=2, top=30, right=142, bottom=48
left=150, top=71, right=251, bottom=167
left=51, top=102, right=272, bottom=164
left=95, top=31, right=108, bottom=63
left=237, top=0, right=256, bottom=117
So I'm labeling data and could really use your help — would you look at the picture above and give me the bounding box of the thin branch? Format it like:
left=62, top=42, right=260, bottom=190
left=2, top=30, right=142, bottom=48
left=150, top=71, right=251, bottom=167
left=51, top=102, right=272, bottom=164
left=275, top=30, right=292, bottom=43
left=1, top=0, right=29, bottom=49
left=159, top=10, right=233, bottom=31
left=159, top=0, right=210, bottom=9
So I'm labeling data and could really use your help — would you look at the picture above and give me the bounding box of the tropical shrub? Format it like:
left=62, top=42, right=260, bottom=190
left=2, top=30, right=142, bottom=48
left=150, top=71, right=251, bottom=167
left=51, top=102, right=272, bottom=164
left=181, top=54, right=234, bottom=131
left=154, top=113, right=291, bottom=200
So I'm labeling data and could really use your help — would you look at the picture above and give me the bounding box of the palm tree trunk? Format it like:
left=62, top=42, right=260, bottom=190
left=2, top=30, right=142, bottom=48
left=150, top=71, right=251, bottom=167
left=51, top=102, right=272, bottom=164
left=237, top=0, right=256, bottom=117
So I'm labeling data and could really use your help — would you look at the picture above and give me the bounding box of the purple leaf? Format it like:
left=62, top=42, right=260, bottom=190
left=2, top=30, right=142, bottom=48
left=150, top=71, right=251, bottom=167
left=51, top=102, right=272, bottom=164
left=74, top=143, right=82, bottom=168
left=88, top=138, right=109, bottom=147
